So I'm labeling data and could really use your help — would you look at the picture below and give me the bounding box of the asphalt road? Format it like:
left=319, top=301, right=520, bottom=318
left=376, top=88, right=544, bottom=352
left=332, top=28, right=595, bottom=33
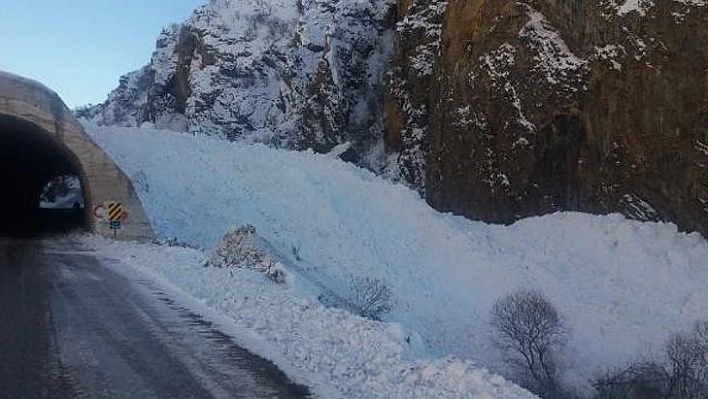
left=0, top=239, right=310, bottom=399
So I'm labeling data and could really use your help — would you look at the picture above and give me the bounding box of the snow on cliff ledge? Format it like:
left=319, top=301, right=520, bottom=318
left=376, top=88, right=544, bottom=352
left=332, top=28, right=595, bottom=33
left=607, top=0, right=706, bottom=17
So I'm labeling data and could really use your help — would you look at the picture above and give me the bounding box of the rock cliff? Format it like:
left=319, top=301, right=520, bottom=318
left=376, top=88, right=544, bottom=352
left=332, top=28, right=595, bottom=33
left=387, top=0, right=708, bottom=236
left=86, top=0, right=395, bottom=162
left=88, top=0, right=708, bottom=237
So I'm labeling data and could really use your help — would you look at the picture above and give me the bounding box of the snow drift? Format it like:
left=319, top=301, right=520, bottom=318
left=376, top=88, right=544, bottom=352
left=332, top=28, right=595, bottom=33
left=84, top=121, right=708, bottom=395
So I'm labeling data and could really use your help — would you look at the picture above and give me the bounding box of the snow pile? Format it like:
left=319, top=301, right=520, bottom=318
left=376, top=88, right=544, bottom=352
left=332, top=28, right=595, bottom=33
left=85, top=122, right=708, bottom=395
left=84, top=235, right=536, bottom=399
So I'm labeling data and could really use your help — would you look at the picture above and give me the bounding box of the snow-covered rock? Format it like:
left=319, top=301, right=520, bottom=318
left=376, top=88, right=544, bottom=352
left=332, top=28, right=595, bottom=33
left=386, top=0, right=708, bottom=238
left=84, top=0, right=708, bottom=239
left=86, top=0, right=395, bottom=163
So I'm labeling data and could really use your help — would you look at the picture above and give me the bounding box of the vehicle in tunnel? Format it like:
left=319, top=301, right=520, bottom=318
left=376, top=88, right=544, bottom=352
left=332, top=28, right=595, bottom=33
left=0, top=114, right=90, bottom=237
left=40, top=175, right=85, bottom=209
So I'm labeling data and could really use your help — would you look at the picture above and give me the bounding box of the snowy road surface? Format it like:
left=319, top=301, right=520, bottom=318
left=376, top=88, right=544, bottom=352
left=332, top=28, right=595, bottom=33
left=0, top=239, right=310, bottom=398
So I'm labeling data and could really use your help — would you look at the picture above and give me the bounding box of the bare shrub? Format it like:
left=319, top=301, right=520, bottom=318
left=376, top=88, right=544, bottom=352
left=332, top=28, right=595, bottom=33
left=209, top=225, right=291, bottom=285
left=262, top=258, right=289, bottom=284
left=350, top=275, right=393, bottom=321
left=490, top=289, right=569, bottom=398
left=665, top=321, right=708, bottom=398
left=210, top=225, right=264, bottom=268
left=592, top=321, right=708, bottom=399
left=592, top=362, right=668, bottom=399
left=161, top=237, right=196, bottom=249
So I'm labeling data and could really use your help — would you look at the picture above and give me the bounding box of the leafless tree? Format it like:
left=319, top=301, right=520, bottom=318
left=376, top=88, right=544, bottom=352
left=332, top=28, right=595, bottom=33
left=665, top=321, right=708, bottom=398
left=350, top=275, right=393, bottom=321
left=490, top=289, right=569, bottom=398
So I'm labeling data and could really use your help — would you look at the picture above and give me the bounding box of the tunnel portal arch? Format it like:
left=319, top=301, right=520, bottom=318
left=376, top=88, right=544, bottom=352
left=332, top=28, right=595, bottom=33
left=0, top=70, right=153, bottom=240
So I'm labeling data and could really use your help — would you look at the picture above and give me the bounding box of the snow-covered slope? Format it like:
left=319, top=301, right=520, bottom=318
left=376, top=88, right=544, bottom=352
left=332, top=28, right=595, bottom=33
left=84, top=236, right=535, bottom=399
left=85, top=121, right=708, bottom=394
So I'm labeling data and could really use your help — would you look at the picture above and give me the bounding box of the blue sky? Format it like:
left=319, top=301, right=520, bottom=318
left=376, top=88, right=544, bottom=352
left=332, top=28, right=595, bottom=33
left=0, top=0, right=205, bottom=108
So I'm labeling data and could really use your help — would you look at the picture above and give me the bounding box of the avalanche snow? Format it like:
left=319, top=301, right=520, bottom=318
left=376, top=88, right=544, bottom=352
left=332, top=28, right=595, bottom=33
left=83, top=121, right=708, bottom=397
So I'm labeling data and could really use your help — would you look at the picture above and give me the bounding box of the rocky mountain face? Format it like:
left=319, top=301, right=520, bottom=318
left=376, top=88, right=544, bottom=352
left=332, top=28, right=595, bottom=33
left=86, top=0, right=395, bottom=163
left=88, top=0, right=708, bottom=237
left=386, top=0, right=708, bottom=237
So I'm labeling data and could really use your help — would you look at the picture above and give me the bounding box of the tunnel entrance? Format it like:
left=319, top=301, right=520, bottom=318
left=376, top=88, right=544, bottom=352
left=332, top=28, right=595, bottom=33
left=0, top=114, right=90, bottom=237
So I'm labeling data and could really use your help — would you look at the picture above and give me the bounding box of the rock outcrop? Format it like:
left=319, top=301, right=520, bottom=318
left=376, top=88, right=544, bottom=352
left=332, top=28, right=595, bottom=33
left=86, top=0, right=395, bottom=163
left=387, top=0, right=708, bottom=236
left=88, top=0, right=708, bottom=237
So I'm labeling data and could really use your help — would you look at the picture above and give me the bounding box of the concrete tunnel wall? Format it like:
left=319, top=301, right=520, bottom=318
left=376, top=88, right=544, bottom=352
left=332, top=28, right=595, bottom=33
left=0, top=70, right=154, bottom=241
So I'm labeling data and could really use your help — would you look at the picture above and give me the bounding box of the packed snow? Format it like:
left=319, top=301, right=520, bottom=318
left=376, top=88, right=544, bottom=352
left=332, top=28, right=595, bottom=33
left=81, top=235, right=534, bottom=399
left=83, top=121, right=708, bottom=396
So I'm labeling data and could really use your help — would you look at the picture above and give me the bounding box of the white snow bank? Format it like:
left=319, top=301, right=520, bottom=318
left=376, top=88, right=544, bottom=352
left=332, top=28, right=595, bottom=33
left=83, top=235, right=535, bottom=399
left=84, top=121, right=708, bottom=394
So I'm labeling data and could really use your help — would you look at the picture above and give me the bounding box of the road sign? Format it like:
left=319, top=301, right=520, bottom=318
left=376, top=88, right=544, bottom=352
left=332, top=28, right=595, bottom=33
left=110, top=220, right=121, bottom=229
left=108, top=202, right=122, bottom=222
left=92, top=204, right=106, bottom=219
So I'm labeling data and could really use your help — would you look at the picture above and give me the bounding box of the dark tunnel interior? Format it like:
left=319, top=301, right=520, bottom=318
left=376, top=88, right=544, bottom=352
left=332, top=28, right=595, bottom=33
left=0, top=114, right=89, bottom=237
